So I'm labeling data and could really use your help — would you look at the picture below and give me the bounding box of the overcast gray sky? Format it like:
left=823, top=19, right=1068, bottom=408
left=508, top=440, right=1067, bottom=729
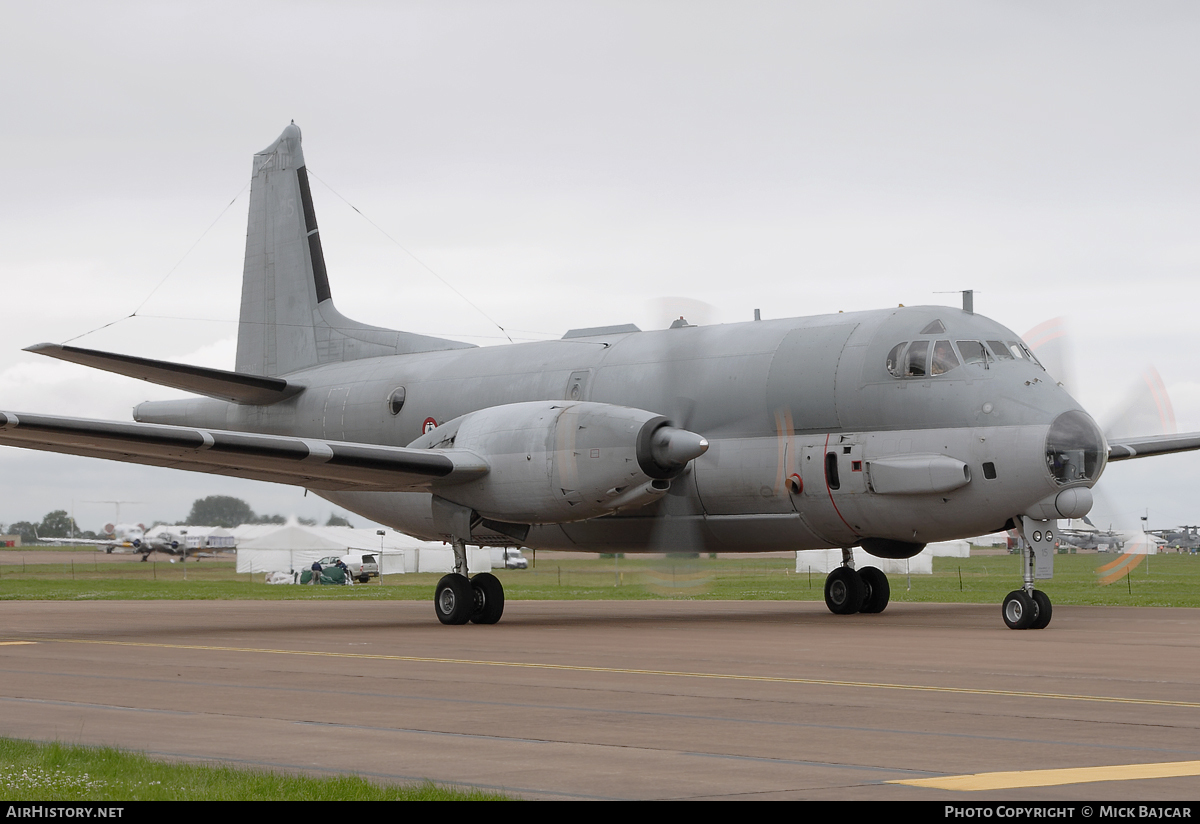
left=2, top=1, right=1198, bottom=532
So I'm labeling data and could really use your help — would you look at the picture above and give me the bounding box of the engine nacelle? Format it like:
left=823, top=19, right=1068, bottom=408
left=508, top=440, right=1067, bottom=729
left=860, top=538, right=926, bottom=559
left=411, top=401, right=708, bottom=524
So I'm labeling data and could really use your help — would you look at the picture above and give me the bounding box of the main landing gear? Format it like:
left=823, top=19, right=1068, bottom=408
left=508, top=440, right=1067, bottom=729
left=824, top=554, right=891, bottom=616
left=433, top=538, right=506, bottom=625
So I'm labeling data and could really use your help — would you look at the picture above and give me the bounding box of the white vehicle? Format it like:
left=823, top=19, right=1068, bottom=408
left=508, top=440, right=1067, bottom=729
left=490, top=548, right=528, bottom=570
left=318, top=553, right=379, bottom=583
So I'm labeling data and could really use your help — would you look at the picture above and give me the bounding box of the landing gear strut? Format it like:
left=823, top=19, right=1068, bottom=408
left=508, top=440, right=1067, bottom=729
left=1003, top=518, right=1054, bottom=630
left=823, top=551, right=891, bottom=616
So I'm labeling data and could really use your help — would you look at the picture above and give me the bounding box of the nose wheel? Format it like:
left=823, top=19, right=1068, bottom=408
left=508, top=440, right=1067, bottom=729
left=1002, top=588, right=1052, bottom=630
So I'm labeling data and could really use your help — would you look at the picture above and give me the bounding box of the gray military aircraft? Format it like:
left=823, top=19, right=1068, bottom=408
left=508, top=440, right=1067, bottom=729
left=1056, top=520, right=1128, bottom=553
left=4, top=123, right=1199, bottom=629
left=1147, top=526, right=1200, bottom=553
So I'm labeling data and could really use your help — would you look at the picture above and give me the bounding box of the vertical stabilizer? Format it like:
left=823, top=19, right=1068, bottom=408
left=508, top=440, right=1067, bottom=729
left=236, top=123, right=474, bottom=378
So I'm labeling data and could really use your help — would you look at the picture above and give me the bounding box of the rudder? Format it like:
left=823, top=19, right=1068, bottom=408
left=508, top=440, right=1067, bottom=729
left=235, top=123, right=473, bottom=378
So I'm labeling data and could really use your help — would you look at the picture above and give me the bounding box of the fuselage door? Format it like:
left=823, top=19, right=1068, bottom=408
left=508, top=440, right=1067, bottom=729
left=321, top=386, right=350, bottom=440
left=792, top=439, right=863, bottom=546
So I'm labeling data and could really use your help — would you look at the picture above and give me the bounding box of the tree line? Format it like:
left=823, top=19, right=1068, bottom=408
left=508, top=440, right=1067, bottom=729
left=1, top=496, right=353, bottom=542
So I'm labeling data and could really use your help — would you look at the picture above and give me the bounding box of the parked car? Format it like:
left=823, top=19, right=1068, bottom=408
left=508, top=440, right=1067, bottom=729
left=317, top=553, right=379, bottom=583
left=489, top=547, right=528, bottom=570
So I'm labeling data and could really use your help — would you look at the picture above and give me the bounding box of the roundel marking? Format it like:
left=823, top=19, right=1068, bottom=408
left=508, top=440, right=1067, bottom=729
left=422, top=417, right=438, bottom=434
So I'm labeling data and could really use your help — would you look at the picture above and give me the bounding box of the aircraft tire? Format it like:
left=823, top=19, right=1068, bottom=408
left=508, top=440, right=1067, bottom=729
left=469, top=572, right=505, bottom=625
left=434, top=574, right=473, bottom=625
left=1029, top=590, right=1052, bottom=630
left=1002, top=590, right=1035, bottom=630
left=858, top=566, right=890, bottom=614
left=824, top=567, right=863, bottom=615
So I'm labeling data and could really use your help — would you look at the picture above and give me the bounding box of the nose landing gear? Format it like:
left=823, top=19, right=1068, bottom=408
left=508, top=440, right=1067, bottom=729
left=1003, top=516, right=1056, bottom=630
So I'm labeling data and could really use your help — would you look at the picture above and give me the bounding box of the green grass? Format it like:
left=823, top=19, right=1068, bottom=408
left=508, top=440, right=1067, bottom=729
left=0, top=738, right=509, bottom=800
left=2, top=549, right=1198, bottom=608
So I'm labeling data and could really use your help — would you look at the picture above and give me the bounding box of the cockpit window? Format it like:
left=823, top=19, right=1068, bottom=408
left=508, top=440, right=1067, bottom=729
left=388, top=386, right=406, bottom=415
left=888, top=339, right=993, bottom=378
left=931, top=340, right=960, bottom=375
left=919, top=319, right=946, bottom=334
left=957, top=340, right=988, bottom=365
left=986, top=340, right=1014, bottom=360
left=1019, top=343, right=1045, bottom=369
left=905, top=341, right=929, bottom=376
left=886, top=343, right=906, bottom=377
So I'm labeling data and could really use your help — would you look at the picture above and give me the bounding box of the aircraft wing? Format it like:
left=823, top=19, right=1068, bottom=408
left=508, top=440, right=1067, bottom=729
left=0, top=411, right=489, bottom=492
left=24, top=343, right=302, bottom=406
left=1107, top=432, right=1200, bottom=462
left=35, top=536, right=132, bottom=549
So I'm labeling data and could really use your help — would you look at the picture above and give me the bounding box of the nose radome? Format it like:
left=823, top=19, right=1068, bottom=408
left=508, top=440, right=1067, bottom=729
left=1045, top=410, right=1106, bottom=485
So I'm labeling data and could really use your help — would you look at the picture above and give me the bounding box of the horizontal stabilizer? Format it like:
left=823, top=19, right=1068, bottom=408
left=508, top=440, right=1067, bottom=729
left=25, top=343, right=303, bottom=405
left=0, top=411, right=489, bottom=492
left=1108, top=431, right=1200, bottom=461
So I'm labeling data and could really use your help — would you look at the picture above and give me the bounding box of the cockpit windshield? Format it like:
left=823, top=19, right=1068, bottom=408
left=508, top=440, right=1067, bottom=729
left=884, top=328, right=1042, bottom=379
left=931, top=340, right=960, bottom=375
left=957, top=341, right=988, bottom=365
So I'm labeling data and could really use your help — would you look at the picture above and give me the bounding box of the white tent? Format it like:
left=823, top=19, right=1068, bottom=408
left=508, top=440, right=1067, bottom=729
left=795, top=538, right=976, bottom=575
left=235, top=523, right=491, bottom=575
left=795, top=548, right=933, bottom=575
left=925, top=540, right=971, bottom=557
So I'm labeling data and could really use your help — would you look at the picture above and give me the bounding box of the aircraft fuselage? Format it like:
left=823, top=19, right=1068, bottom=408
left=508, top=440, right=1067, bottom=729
left=135, top=303, right=1099, bottom=554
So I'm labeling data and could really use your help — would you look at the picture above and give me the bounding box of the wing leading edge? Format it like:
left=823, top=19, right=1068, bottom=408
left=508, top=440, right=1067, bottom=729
left=0, top=411, right=488, bottom=491
left=1108, top=432, right=1200, bottom=461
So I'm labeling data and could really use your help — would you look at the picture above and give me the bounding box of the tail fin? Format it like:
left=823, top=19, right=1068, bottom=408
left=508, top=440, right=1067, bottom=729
left=235, top=123, right=474, bottom=377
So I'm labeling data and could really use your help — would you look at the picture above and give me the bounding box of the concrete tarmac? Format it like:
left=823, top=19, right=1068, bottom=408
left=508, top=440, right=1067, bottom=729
left=1, top=598, right=1199, bottom=800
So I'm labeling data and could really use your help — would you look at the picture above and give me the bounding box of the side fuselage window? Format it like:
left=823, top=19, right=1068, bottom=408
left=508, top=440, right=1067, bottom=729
left=905, top=341, right=929, bottom=377
left=825, top=452, right=841, bottom=490
left=886, top=343, right=906, bottom=377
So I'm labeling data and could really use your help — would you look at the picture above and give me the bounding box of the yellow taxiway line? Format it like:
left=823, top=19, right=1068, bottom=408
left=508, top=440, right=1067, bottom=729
left=29, top=638, right=1200, bottom=711
left=891, top=760, right=1200, bottom=791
